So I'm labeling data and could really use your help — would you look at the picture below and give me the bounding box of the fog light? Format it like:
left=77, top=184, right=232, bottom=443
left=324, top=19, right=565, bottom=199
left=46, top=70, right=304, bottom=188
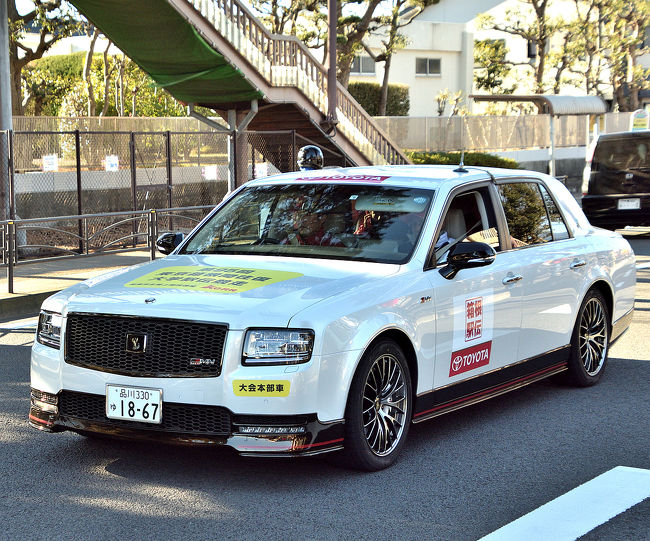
left=237, top=426, right=306, bottom=435
left=30, top=388, right=58, bottom=413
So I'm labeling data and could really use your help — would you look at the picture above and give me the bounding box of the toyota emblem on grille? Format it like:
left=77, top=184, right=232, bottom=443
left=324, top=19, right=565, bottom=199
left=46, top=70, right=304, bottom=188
left=125, top=333, right=147, bottom=353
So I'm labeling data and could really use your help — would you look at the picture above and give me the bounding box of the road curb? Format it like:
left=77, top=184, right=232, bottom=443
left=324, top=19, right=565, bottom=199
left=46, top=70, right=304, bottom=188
left=0, top=291, right=57, bottom=321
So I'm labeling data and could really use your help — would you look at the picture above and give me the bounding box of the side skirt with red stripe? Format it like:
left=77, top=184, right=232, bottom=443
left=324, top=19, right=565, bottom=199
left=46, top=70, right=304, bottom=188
left=413, top=346, right=570, bottom=424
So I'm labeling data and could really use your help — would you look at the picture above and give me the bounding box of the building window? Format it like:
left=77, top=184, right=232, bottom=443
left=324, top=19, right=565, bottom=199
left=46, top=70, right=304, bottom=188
left=351, top=56, right=376, bottom=75
left=415, top=58, right=441, bottom=76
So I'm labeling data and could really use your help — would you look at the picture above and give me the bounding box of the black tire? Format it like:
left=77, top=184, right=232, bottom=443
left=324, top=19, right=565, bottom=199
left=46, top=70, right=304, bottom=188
left=565, top=289, right=610, bottom=387
left=341, top=340, right=412, bottom=471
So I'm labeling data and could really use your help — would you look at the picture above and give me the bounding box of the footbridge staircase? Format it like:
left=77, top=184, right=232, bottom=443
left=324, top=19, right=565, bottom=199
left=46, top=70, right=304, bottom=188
left=71, top=0, right=409, bottom=180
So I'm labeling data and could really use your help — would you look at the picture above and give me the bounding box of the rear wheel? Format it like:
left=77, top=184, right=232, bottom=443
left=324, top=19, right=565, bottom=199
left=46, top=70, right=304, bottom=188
left=566, top=289, right=610, bottom=386
left=342, top=340, right=412, bottom=471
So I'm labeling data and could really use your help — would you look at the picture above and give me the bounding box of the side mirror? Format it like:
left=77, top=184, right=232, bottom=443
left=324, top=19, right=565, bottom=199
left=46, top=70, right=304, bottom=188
left=156, top=232, right=184, bottom=255
left=440, top=241, right=496, bottom=280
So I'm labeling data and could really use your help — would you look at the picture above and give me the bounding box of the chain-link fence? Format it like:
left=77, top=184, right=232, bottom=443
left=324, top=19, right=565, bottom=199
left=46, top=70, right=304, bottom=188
left=4, top=128, right=301, bottom=256
left=8, top=129, right=304, bottom=220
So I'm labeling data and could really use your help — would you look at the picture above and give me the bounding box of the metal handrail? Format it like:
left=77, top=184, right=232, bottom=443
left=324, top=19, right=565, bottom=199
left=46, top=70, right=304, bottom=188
left=1, top=205, right=214, bottom=293
left=187, top=0, right=409, bottom=165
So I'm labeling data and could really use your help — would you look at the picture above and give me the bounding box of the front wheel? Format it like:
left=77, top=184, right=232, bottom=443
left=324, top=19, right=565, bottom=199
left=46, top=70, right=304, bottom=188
left=565, top=289, right=610, bottom=387
left=342, top=340, right=412, bottom=471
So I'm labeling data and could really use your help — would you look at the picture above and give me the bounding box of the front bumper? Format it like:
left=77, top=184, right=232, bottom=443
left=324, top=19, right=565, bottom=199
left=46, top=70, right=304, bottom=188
left=29, top=388, right=345, bottom=456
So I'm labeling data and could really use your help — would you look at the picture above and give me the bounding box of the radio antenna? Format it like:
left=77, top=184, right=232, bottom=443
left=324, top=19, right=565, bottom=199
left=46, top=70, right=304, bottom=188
left=454, top=150, right=468, bottom=173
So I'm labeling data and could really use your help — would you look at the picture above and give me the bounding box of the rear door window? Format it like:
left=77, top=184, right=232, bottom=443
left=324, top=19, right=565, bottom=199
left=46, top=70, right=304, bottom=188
left=497, top=182, right=553, bottom=247
left=539, top=184, right=570, bottom=240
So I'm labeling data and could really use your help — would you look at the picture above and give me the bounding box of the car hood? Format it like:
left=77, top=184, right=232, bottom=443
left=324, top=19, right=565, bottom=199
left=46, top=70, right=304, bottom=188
left=49, top=254, right=399, bottom=329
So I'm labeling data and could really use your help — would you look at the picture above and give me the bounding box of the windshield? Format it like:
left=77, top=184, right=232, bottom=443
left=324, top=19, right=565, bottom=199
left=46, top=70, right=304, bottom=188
left=181, top=184, right=433, bottom=264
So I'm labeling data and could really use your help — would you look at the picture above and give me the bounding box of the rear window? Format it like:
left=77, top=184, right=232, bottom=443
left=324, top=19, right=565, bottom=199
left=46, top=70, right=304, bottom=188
left=592, top=135, right=650, bottom=171
left=589, top=134, right=650, bottom=195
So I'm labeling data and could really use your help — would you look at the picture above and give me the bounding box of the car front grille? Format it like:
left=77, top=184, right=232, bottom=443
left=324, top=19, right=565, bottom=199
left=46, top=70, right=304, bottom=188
left=58, top=391, right=232, bottom=435
left=65, top=314, right=227, bottom=377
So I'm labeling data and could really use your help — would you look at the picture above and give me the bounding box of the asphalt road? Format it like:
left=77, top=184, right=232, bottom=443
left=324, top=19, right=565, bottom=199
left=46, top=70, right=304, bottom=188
left=1, top=233, right=648, bottom=541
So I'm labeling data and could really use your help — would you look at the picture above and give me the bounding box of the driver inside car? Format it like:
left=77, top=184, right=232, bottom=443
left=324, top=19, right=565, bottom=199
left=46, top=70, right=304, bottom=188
left=281, top=205, right=343, bottom=246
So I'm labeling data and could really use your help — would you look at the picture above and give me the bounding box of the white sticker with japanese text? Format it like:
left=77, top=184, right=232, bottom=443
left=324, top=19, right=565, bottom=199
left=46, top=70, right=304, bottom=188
left=450, top=289, right=494, bottom=377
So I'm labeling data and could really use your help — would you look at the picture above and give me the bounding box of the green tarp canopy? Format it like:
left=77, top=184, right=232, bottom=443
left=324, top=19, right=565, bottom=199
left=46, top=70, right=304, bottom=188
left=71, top=0, right=263, bottom=105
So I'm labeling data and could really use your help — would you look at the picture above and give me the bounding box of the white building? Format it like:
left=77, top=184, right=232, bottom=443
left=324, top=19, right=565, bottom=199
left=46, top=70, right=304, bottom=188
left=349, top=0, right=504, bottom=116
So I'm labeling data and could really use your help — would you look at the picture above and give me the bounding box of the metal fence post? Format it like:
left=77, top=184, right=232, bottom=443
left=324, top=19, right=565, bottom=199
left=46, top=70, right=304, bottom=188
left=7, top=220, right=14, bottom=293
left=166, top=130, right=173, bottom=230
left=149, top=209, right=157, bottom=261
left=83, top=217, right=89, bottom=255
left=75, top=130, right=83, bottom=253
left=8, top=129, right=15, bottom=220
left=130, top=132, right=137, bottom=247
left=232, top=131, right=238, bottom=190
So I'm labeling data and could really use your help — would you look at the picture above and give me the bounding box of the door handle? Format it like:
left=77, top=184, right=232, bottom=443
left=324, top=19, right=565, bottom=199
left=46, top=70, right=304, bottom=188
left=502, top=274, right=523, bottom=285
left=570, top=259, right=586, bottom=269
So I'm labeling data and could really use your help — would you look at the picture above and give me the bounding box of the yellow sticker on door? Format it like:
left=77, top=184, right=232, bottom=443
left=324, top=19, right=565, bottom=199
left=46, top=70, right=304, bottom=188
left=233, top=380, right=291, bottom=397
left=125, top=266, right=303, bottom=294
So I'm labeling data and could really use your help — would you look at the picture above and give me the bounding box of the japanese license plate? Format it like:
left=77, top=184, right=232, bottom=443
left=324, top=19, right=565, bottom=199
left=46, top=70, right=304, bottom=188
left=618, top=198, right=640, bottom=210
left=106, top=384, right=162, bottom=424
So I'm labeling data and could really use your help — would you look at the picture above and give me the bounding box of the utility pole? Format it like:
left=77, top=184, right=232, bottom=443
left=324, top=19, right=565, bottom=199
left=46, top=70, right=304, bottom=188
left=322, top=0, right=338, bottom=135
left=0, top=0, right=13, bottom=220
left=0, top=0, right=12, bottom=131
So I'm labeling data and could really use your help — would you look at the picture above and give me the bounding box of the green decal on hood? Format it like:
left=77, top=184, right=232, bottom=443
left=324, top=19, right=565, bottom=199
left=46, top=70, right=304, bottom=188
left=125, top=266, right=303, bottom=294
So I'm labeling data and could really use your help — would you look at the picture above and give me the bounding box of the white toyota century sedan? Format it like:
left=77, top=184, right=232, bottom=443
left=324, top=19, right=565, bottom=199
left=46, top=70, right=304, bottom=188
left=29, top=165, right=636, bottom=471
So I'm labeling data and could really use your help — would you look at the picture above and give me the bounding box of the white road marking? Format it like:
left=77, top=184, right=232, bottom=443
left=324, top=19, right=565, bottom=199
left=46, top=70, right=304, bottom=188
left=479, top=466, right=650, bottom=541
left=637, top=262, right=650, bottom=270
left=0, top=317, right=38, bottom=330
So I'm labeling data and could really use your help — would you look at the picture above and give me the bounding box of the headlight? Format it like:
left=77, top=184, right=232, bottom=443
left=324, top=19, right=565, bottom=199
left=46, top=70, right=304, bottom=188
left=37, top=311, right=62, bottom=349
left=242, top=329, right=314, bottom=366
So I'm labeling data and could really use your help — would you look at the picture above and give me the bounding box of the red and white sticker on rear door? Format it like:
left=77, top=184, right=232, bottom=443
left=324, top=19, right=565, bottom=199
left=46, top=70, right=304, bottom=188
left=450, top=290, right=494, bottom=377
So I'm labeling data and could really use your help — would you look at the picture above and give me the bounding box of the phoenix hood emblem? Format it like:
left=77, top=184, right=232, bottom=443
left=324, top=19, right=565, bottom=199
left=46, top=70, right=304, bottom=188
left=125, top=333, right=147, bottom=353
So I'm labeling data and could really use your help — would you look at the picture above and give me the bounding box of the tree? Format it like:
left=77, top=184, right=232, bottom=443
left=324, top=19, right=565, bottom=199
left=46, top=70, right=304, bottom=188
left=22, top=52, right=83, bottom=115
left=600, top=0, right=650, bottom=111
left=364, top=0, right=439, bottom=116
left=249, top=0, right=392, bottom=89
left=7, top=0, right=82, bottom=114
left=477, top=0, right=566, bottom=94
left=473, top=39, right=515, bottom=93
left=249, top=0, right=322, bottom=35
left=57, top=55, right=187, bottom=118
left=565, top=0, right=609, bottom=96
left=435, top=88, right=449, bottom=116
left=82, top=25, right=99, bottom=116
left=335, top=0, right=385, bottom=87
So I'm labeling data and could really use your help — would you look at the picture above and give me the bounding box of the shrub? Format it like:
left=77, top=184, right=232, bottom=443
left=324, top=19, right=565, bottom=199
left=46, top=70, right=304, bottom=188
left=348, top=82, right=409, bottom=116
left=407, top=151, right=520, bottom=169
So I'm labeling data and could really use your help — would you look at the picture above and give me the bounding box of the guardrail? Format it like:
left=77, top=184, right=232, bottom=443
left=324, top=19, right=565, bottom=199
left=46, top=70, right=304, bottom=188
left=1, top=205, right=214, bottom=293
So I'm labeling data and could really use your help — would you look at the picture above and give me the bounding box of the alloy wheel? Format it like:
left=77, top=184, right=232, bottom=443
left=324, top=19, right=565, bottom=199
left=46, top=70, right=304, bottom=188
left=579, top=297, right=608, bottom=376
left=362, top=353, right=409, bottom=456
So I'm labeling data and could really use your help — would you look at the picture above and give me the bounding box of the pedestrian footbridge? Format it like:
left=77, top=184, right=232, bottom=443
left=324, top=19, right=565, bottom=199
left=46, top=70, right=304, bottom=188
left=71, top=0, right=408, bottom=173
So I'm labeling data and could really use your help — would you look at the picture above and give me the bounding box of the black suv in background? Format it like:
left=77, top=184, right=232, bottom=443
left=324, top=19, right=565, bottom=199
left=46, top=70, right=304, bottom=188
left=582, top=130, right=650, bottom=229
